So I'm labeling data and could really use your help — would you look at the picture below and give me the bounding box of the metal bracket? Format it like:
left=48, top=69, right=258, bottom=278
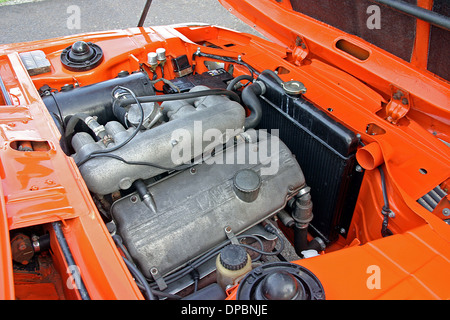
left=385, top=85, right=411, bottom=124
left=224, top=226, right=239, bottom=245
left=149, top=266, right=167, bottom=291
left=291, top=36, right=309, bottom=65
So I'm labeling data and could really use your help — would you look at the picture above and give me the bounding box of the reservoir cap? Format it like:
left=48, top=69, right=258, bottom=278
left=219, top=245, right=249, bottom=271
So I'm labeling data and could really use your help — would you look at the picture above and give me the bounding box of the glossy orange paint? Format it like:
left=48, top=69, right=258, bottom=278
left=0, top=51, right=144, bottom=300
left=0, top=0, right=448, bottom=300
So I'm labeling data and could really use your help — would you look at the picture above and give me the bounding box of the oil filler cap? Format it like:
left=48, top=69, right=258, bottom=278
left=233, top=169, right=261, bottom=202
left=60, top=41, right=103, bottom=71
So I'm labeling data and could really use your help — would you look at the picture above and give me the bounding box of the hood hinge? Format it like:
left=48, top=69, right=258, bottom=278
left=385, top=85, right=411, bottom=124
left=291, top=36, right=309, bottom=66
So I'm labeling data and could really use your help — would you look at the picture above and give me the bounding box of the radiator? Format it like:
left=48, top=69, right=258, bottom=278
left=257, top=73, right=364, bottom=243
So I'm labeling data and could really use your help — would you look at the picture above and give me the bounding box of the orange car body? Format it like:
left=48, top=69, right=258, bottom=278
left=0, top=0, right=448, bottom=300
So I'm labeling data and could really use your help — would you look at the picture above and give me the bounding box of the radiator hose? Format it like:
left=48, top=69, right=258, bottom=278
left=290, top=188, right=326, bottom=256
left=241, top=81, right=265, bottom=130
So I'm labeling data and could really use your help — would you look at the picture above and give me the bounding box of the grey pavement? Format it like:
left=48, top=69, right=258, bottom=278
left=0, top=0, right=262, bottom=44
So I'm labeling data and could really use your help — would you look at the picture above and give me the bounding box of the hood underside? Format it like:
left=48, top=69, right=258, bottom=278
left=220, top=0, right=449, bottom=80
left=219, top=0, right=450, bottom=142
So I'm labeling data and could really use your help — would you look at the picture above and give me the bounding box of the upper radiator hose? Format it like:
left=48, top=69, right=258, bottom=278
left=241, top=81, right=265, bottom=130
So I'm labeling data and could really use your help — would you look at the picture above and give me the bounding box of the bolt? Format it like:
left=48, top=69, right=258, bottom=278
left=393, top=91, right=403, bottom=100
left=443, top=208, right=450, bottom=217
left=150, top=267, right=158, bottom=275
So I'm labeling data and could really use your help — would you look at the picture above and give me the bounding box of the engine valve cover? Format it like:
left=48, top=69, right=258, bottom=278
left=111, top=131, right=306, bottom=278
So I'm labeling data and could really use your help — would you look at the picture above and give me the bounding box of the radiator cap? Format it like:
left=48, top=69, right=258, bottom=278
left=282, top=80, right=307, bottom=95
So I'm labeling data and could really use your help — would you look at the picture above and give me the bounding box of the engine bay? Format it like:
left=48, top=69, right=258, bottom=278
left=2, top=21, right=449, bottom=300
left=41, top=40, right=330, bottom=297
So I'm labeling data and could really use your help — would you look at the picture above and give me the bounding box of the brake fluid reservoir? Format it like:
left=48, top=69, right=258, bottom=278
left=216, top=245, right=252, bottom=290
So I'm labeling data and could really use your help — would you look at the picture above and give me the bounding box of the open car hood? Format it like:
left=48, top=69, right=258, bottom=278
left=219, top=0, right=449, bottom=78
left=219, top=0, right=450, bottom=141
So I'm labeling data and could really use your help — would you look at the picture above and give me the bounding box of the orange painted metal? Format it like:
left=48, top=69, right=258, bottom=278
left=0, top=0, right=448, bottom=300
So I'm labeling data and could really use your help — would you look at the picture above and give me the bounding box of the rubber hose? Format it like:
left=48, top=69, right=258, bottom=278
left=52, top=222, right=91, bottom=300
left=226, top=74, right=254, bottom=91
left=64, top=113, right=91, bottom=138
left=122, top=256, right=156, bottom=300
left=116, top=88, right=240, bottom=108
left=293, top=225, right=323, bottom=256
left=241, top=83, right=263, bottom=129
left=260, top=69, right=284, bottom=86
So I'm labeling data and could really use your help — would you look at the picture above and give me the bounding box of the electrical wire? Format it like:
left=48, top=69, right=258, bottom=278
left=148, top=224, right=284, bottom=290
left=359, top=141, right=393, bottom=237
left=192, top=51, right=259, bottom=78
left=112, top=235, right=181, bottom=299
left=115, top=88, right=240, bottom=108
left=122, top=256, right=156, bottom=300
